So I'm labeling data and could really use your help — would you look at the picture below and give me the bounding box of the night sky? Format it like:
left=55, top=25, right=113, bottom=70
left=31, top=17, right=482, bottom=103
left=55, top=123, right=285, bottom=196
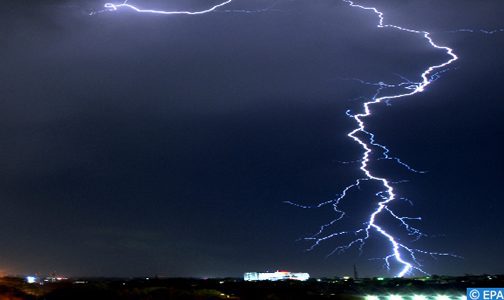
left=1, top=0, right=503, bottom=278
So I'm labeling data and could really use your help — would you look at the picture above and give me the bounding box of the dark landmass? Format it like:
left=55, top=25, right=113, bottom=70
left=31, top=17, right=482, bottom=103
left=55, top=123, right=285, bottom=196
left=0, top=275, right=502, bottom=300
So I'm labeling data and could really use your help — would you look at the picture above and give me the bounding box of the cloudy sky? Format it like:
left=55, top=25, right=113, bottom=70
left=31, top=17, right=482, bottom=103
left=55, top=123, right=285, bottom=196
left=1, top=0, right=503, bottom=277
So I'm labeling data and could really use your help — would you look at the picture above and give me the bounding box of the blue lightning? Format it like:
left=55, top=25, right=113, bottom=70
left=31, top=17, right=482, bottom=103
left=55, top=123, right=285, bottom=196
left=95, top=0, right=472, bottom=277
left=288, top=0, right=462, bottom=277
left=92, top=0, right=280, bottom=17
left=91, top=0, right=234, bottom=15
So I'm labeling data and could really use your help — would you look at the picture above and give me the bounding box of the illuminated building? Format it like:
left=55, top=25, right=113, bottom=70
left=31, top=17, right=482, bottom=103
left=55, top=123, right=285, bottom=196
left=244, top=270, right=310, bottom=281
left=25, top=276, right=38, bottom=284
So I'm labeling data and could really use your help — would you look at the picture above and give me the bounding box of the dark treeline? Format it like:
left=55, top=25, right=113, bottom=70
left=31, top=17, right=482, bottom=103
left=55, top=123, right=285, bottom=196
left=0, top=275, right=502, bottom=300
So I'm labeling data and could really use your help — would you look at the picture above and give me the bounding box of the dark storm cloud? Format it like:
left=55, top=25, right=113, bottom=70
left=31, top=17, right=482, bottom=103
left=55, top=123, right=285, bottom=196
left=1, top=0, right=503, bottom=277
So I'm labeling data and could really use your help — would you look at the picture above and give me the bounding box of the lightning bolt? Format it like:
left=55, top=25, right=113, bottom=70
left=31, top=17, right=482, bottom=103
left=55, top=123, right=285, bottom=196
left=94, top=0, right=480, bottom=276
left=288, top=0, right=462, bottom=277
left=97, top=0, right=234, bottom=15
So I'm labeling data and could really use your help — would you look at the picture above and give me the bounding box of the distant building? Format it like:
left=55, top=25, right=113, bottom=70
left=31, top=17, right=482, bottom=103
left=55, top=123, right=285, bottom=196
left=26, top=276, right=38, bottom=284
left=244, top=271, right=310, bottom=281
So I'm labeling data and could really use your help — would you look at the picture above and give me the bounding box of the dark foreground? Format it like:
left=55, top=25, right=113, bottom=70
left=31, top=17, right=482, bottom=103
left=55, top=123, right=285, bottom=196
left=0, top=275, right=502, bottom=300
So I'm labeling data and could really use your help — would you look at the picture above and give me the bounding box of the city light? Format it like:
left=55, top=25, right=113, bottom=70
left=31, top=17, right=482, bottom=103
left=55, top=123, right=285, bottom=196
left=25, top=276, right=37, bottom=284
left=363, top=295, right=466, bottom=300
left=244, top=271, right=310, bottom=281
left=389, top=295, right=403, bottom=300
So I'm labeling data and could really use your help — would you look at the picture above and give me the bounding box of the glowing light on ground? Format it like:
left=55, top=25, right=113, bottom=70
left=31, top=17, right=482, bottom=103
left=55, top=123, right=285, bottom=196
left=365, top=296, right=466, bottom=300
left=26, top=276, right=37, bottom=284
